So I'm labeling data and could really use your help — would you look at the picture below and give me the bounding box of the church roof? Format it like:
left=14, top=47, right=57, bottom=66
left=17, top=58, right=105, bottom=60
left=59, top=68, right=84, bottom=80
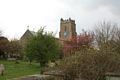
left=20, top=29, right=36, bottom=40
left=30, top=31, right=36, bottom=35
left=0, top=36, right=9, bottom=42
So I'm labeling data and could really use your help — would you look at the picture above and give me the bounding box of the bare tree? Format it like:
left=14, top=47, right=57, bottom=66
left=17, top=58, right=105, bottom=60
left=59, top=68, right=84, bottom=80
left=94, top=21, right=118, bottom=51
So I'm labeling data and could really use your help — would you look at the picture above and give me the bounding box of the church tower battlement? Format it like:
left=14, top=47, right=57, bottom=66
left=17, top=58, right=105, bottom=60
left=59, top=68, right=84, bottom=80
left=60, top=18, right=75, bottom=23
left=59, top=18, right=77, bottom=41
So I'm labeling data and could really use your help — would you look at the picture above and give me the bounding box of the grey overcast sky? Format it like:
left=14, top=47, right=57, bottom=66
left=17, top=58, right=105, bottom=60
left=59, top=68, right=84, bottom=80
left=0, top=0, right=120, bottom=39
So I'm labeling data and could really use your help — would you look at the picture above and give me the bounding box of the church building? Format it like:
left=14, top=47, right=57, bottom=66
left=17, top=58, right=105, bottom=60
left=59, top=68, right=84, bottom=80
left=21, top=18, right=77, bottom=42
left=20, top=18, right=77, bottom=57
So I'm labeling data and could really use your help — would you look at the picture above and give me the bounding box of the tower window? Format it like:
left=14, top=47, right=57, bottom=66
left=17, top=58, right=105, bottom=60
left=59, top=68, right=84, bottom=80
left=65, top=26, right=66, bottom=31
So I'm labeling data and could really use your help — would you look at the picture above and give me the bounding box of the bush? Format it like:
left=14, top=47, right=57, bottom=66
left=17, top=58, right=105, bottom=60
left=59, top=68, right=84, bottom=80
left=52, top=49, right=120, bottom=80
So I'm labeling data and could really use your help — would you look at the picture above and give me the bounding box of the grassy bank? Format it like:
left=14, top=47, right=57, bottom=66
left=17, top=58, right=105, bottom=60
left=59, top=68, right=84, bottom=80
left=0, top=60, right=40, bottom=80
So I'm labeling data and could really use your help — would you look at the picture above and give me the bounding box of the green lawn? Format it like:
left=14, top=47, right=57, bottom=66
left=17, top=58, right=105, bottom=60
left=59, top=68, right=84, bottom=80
left=0, top=60, right=40, bottom=80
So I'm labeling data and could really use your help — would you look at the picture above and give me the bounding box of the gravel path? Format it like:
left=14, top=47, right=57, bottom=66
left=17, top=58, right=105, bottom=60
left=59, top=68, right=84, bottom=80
left=12, top=74, right=51, bottom=80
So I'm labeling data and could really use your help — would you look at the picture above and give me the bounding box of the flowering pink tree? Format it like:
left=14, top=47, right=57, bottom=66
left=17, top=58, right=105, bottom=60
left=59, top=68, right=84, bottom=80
left=63, top=31, right=94, bottom=57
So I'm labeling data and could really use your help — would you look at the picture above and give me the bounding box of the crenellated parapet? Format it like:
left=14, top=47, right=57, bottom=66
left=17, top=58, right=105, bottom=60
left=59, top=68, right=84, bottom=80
left=60, top=18, right=75, bottom=24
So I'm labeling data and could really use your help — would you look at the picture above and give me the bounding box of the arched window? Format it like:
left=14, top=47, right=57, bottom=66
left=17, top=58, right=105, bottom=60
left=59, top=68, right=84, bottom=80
left=65, top=26, right=66, bottom=31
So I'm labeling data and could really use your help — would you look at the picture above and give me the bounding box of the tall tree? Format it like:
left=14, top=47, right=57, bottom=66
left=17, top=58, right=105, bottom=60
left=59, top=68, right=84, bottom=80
left=25, top=28, right=60, bottom=67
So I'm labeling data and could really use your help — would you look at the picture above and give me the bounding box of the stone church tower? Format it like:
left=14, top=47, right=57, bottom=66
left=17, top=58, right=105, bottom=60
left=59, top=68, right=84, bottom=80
left=59, top=18, right=77, bottom=41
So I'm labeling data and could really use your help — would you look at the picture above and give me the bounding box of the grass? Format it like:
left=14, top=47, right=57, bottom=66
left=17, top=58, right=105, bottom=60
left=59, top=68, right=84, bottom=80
left=0, top=60, right=40, bottom=80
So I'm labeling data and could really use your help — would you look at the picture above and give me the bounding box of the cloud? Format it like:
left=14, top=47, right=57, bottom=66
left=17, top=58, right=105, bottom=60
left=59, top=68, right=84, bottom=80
left=58, top=0, right=120, bottom=34
left=60, top=0, right=120, bottom=16
left=0, top=0, right=120, bottom=39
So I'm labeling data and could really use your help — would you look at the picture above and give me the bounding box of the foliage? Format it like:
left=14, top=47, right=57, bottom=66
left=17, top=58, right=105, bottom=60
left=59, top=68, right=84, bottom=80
left=0, top=37, right=9, bottom=52
left=25, top=28, right=60, bottom=67
left=0, top=38, right=22, bottom=60
left=0, top=37, right=9, bottom=59
left=7, top=39, right=22, bottom=59
left=63, top=31, right=94, bottom=56
left=50, top=21, right=120, bottom=80
left=53, top=49, right=120, bottom=80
